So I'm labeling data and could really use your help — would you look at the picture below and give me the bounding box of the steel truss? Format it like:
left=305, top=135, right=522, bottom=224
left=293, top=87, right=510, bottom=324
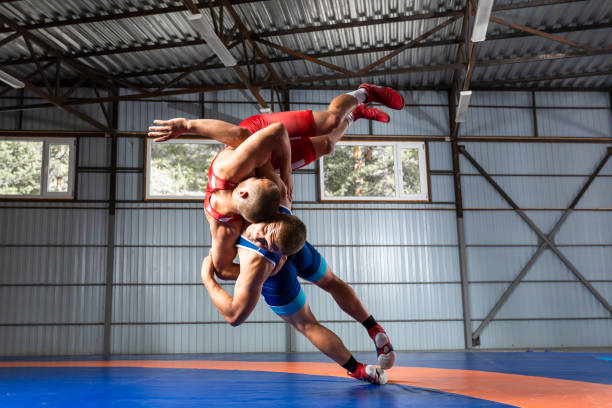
left=461, top=146, right=612, bottom=345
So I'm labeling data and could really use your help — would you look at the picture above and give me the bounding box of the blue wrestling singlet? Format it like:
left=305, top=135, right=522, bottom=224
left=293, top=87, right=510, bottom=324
left=235, top=236, right=280, bottom=266
left=235, top=206, right=328, bottom=316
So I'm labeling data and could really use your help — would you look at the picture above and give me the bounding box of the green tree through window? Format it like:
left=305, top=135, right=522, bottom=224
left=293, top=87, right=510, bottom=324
left=150, top=142, right=222, bottom=196
left=321, top=142, right=428, bottom=201
left=0, top=140, right=43, bottom=195
left=401, top=148, right=421, bottom=195
left=324, top=145, right=395, bottom=197
left=48, top=144, right=70, bottom=193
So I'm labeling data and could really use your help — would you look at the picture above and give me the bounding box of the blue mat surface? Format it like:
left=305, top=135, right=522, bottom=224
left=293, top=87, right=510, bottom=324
left=0, top=367, right=517, bottom=408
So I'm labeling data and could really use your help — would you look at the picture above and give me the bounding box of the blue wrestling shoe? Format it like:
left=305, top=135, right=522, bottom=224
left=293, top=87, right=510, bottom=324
left=368, top=325, right=396, bottom=369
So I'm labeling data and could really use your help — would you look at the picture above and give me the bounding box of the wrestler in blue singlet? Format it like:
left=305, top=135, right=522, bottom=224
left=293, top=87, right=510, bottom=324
left=235, top=206, right=328, bottom=316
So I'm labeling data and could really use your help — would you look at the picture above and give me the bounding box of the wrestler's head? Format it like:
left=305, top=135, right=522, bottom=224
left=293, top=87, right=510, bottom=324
left=233, top=177, right=281, bottom=223
left=244, top=213, right=306, bottom=256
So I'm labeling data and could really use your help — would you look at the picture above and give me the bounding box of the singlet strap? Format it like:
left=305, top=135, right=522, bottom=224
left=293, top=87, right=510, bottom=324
left=208, top=170, right=237, bottom=191
left=278, top=205, right=292, bottom=215
left=206, top=147, right=238, bottom=192
left=204, top=192, right=242, bottom=223
left=235, top=235, right=280, bottom=266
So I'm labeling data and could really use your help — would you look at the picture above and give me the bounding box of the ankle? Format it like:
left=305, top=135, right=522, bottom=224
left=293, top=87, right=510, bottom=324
left=367, top=324, right=385, bottom=339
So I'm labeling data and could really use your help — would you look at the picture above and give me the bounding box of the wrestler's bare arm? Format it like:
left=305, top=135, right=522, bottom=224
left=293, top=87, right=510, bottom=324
left=148, top=117, right=250, bottom=146
left=214, top=123, right=292, bottom=187
left=255, top=161, right=292, bottom=207
left=205, top=210, right=241, bottom=281
left=149, top=118, right=293, bottom=199
left=200, top=251, right=274, bottom=326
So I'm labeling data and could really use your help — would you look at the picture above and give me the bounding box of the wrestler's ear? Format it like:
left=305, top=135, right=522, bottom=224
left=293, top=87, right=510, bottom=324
left=239, top=190, right=249, bottom=199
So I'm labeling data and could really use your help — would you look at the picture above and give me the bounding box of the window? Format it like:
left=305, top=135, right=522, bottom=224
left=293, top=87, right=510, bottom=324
left=145, top=139, right=223, bottom=199
left=319, top=141, right=429, bottom=201
left=0, top=138, right=75, bottom=198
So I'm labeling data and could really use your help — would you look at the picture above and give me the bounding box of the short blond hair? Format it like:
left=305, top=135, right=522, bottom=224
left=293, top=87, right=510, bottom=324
left=236, top=179, right=280, bottom=223
left=268, top=214, right=307, bottom=255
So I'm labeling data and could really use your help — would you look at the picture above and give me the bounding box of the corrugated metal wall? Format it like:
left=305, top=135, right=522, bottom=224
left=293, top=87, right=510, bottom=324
left=461, top=91, right=612, bottom=348
left=0, top=89, right=610, bottom=355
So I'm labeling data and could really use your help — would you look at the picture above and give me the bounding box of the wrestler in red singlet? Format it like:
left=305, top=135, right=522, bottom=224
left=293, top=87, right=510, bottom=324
left=204, top=148, right=241, bottom=223
left=239, top=110, right=317, bottom=171
left=204, top=110, right=318, bottom=223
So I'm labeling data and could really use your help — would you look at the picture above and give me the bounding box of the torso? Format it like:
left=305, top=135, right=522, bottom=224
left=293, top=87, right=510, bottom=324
left=204, top=147, right=255, bottom=224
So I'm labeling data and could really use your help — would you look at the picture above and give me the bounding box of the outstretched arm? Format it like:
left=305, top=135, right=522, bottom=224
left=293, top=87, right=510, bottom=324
left=150, top=118, right=292, bottom=192
left=200, top=253, right=272, bottom=326
left=148, top=118, right=250, bottom=146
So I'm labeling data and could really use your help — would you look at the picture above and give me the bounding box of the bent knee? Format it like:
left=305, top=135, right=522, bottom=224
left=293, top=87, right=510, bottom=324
left=268, top=122, right=288, bottom=137
left=323, top=112, right=342, bottom=131
left=318, top=137, right=334, bottom=156
left=293, top=320, right=320, bottom=335
left=236, top=126, right=252, bottom=141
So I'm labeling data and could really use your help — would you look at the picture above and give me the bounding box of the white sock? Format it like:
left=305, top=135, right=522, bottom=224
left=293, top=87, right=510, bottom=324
left=345, top=111, right=355, bottom=126
left=346, top=88, right=367, bottom=104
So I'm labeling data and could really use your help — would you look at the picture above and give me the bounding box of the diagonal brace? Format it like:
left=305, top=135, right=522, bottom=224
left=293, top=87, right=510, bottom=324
left=461, top=146, right=612, bottom=341
left=360, top=14, right=462, bottom=74
left=0, top=67, right=108, bottom=131
left=490, top=16, right=598, bottom=52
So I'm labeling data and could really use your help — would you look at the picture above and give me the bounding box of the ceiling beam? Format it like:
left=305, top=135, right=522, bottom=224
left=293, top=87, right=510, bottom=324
left=2, top=48, right=611, bottom=109
left=449, top=2, right=473, bottom=137
left=492, top=0, right=588, bottom=11
left=250, top=1, right=587, bottom=39
left=0, top=14, right=147, bottom=94
left=112, top=40, right=455, bottom=79
left=23, top=36, right=53, bottom=95
left=359, top=14, right=462, bottom=74
left=0, top=32, right=20, bottom=48
left=472, top=69, right=612, bottom=87
left=154, top=36, right=241, bottom=93
left=0, top=0, right=264, bottom=33
left=0, top=67, right=108, bottom=130
left=221, top=0, right=286, bottom=91
left=104, top=21, right=610, bottom=81
left=183, top=0, right=270, bottom=109
left=0, top=0, right=586, bottom=35
left=255, top=38, right=352, bottom=75
left=0, top=38, right=210, bottom=67
left=0, top=60, right=53, bottom=97
left=490, top=16, right=598, bottom=51
left=2, top=19, right=608, bottom=70
left=476, top=47, right=612, bottom=67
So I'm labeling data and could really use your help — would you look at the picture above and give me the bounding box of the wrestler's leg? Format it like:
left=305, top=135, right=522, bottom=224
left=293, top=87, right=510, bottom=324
left=314, top=265, right=370, bottom=323
left=282, top=300, right=351, bottom=365
left=309, top=119, right=349, bottom=159
left=282, top=301, right=387, bottom=384
left=312, top=264, right=396, bottom=370
left=310, top=92, right=394, bottom=158
left=311, top=94, right=360, bottom=135
left=293, top=242, right=396, bottom=369
left=311, top=84, right=404, bottom=136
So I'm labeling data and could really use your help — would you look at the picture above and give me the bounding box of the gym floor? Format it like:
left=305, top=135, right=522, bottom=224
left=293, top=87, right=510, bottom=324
left=1, top=351, right=611, bottom=407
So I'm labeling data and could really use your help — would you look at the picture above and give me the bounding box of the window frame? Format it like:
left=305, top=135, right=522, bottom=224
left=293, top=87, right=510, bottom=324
left=0, top=136, right=76, bottom=199
left=318, top=140, right=430, bottom=202
left=144, top=137, right=223, bottom=201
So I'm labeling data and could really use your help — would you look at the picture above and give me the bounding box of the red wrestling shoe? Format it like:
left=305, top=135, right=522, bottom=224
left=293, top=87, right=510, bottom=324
left=368, top=324, right=396, bottom=369
left=352, top=104, right=390, bottom=123
left=348, top=363, right=388, bottom=385
left=358, top=84, right=405, bottom=110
